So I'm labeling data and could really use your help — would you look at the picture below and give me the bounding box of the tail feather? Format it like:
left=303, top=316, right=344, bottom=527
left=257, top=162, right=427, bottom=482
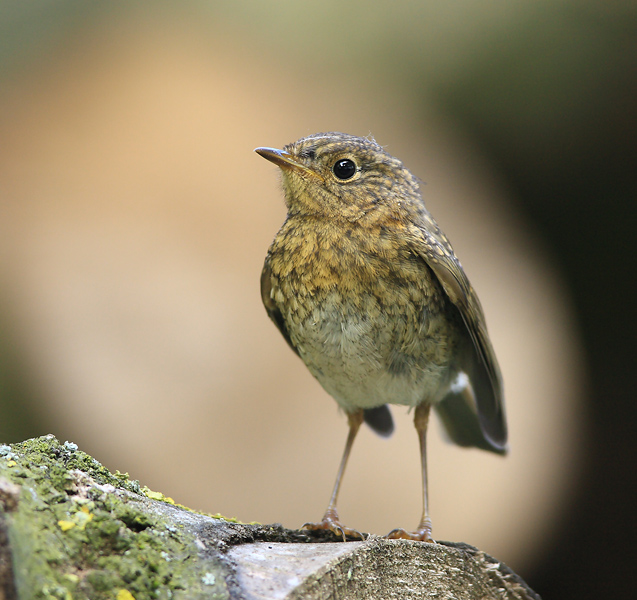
left=435, top=386, right=507, bottom=455
left=364, top=405, right=394, bottom=437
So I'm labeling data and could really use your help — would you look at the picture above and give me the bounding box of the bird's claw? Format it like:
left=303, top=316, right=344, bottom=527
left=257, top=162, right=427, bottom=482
left=302, top=510, right=366, bottom=542
left=385, top=526, right=435, bottom=542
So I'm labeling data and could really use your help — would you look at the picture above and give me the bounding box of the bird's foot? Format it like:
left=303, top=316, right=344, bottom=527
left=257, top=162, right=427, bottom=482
left=302, top=509, right=366, bottom=542
left=385, top=519, right=434, bottom=542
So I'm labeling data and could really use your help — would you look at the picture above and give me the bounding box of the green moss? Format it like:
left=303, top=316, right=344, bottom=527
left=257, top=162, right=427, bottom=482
left=6, top=436, right=142, bottom=495
left=1, top=435, right=230, bottom=600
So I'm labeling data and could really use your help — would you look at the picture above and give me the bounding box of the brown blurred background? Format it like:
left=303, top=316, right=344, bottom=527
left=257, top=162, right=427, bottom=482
left=0, top=2, right=635, bottom=599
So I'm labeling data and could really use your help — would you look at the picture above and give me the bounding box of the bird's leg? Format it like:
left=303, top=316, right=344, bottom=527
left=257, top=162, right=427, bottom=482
left=302, top=409, right=365, bottom=541
left=386, top=402, right=434, bottom=542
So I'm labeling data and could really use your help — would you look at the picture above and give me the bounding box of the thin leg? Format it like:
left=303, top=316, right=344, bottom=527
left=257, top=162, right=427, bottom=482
left=302, top=409, right=365, bottom=541
left=385, top=402, right=434, bottom=541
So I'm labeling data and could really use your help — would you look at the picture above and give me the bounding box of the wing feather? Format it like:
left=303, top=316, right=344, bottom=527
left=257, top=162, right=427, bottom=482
left=261, top=258, right=300, bottom=356
left=407, top=219, right=507, bottom=451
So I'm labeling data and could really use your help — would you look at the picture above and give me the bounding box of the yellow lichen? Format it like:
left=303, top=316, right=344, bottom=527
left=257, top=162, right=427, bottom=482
left=144, top=489, right=175, bottom=504
left=74, top=505, right=93, bottom=529
left=58, top=520, right=76, bottom=532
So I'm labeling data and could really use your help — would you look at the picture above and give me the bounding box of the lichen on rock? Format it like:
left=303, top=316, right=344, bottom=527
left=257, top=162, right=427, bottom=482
left=0, top=435, right=231, bottom=600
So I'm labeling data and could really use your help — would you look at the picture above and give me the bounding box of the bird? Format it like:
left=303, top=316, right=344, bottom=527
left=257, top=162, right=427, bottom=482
left=255, top=132, right=507, bottom=542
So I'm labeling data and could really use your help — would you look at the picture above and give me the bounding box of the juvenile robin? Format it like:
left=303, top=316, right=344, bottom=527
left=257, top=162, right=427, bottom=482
left=256, top=132, right=507, bottom=542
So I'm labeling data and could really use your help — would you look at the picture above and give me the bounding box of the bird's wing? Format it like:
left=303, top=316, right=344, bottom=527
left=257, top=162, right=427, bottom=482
left=261, top=258, right=300, bottom=357
left=407, top=216, right=507, bottom=451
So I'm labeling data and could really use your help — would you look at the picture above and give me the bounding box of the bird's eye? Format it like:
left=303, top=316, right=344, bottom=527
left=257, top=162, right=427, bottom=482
left=332, top=158, right=357, bottom=180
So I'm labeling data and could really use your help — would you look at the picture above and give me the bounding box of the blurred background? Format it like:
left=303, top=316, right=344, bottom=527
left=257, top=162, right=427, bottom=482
left=0, top=2, right=635, bottom=598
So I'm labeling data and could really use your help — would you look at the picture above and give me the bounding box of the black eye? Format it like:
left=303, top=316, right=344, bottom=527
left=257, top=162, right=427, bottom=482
left=332, top=158, right=357, bottom=180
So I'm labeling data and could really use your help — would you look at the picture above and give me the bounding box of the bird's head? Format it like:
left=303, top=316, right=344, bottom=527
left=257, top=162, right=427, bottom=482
left=255, top=132, right=421, bottom=221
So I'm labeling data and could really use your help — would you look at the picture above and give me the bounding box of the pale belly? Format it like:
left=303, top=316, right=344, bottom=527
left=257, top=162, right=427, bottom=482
left=288, top=293, right=459, bottom=413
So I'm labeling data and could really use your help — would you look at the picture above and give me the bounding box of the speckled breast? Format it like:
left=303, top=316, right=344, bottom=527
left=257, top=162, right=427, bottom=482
left=268, top=219, right=461, bottom=413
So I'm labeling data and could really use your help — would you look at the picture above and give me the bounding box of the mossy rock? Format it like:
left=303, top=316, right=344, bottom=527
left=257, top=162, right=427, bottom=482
left=0, top=435, right=265, bottom=599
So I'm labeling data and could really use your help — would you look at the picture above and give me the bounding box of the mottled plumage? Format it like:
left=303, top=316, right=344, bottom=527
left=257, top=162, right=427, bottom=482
left=256, top=132, right=507, bottom=541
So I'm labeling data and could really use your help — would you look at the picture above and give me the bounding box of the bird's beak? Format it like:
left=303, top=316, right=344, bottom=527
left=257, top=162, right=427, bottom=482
left=255, top=147, right=320, bottom=179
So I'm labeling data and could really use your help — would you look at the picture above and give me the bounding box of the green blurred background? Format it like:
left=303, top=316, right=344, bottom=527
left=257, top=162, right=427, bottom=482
left=1, top=2, right=635, bottom=599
